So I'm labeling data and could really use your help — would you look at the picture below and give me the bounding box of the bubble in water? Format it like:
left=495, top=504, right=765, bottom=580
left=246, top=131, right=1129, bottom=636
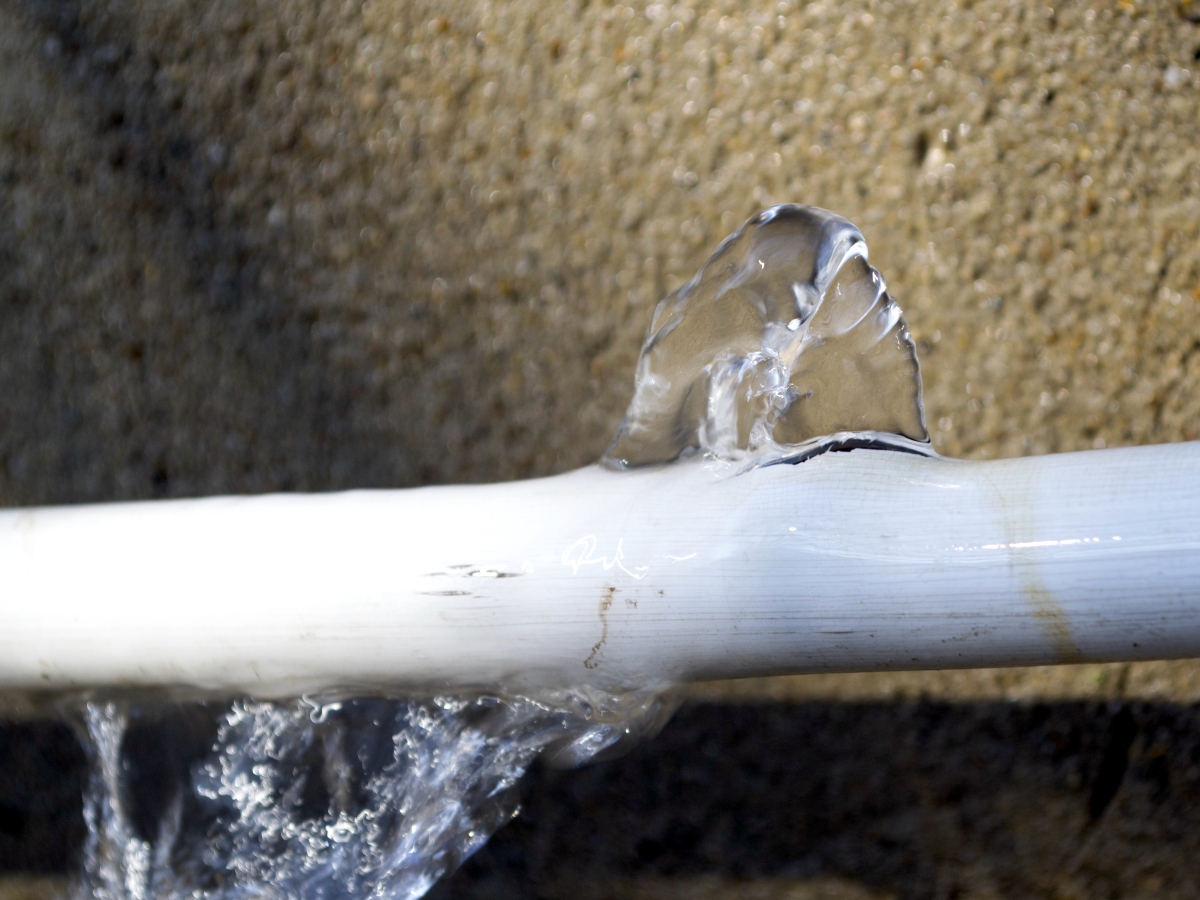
left=605, top=205, right=929, bottom=468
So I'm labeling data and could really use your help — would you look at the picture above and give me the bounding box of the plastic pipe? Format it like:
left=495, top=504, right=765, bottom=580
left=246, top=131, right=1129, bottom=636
left=2, top=441, right=1200, bottom=698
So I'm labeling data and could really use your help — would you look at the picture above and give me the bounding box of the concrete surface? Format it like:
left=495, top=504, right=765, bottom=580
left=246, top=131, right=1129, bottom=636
left=1, top=0, right=1199, bottom=896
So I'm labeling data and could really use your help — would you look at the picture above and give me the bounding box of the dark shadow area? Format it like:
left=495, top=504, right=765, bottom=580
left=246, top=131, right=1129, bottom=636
left=0, top=0, right=389, bottom=505
left=429, top=700, right=1200, bottom=899
left=0, top=720, right=85, bottom=874
left=5, top=699, right=1200, bottom=898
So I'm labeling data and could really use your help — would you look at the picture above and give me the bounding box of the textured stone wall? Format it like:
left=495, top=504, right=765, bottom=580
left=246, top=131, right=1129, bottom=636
left=0, top=0, right=1197, bottom=504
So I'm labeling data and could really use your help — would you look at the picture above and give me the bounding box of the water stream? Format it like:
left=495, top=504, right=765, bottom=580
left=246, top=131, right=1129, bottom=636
left=74, top=689, right=674, bottom=900
left=72, top=205, right=930, bottom=899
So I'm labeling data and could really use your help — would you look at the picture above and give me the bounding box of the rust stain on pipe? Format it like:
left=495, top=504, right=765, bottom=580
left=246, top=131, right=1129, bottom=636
left=1026, top=579, right=1081, bottom=662
left=988, top=470, right=1082, bottom=663
left=584, top=586, right=617, bottom=670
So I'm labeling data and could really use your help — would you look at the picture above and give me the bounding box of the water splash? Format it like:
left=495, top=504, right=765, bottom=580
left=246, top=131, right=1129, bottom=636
left=605, top=205, right=930, bottom=469
left=75, top=689, right=673, bottom=900
left=71, top=205, right=929, bottom=899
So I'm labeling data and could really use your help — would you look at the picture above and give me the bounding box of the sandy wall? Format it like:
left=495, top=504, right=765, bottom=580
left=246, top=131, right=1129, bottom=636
left=0, top=0, right=1197, bottom=503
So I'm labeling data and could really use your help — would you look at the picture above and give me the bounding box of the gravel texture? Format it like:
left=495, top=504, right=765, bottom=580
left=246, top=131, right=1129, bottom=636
left=0, top=0, right=1198, bottom=501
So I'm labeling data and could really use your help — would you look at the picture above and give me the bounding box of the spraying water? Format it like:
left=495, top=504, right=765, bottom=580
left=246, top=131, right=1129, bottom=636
left=605, top=205, right=929, bottom=470
left=75, top=689, right=673, bottom=900
left=71, top=205, right=929, bottom=899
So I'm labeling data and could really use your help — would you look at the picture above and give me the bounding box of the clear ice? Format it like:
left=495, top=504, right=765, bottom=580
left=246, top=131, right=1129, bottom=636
left=71, top=205, right=929, bottom=899
left=605, top=204, right=929, bottom=468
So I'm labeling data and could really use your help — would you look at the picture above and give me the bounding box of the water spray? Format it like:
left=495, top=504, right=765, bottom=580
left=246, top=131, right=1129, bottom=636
left=3, top=205, right=1197, bottom=698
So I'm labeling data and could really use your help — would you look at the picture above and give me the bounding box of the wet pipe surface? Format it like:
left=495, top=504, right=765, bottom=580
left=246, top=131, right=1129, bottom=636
left=3, top=699, right=1200, bottom=899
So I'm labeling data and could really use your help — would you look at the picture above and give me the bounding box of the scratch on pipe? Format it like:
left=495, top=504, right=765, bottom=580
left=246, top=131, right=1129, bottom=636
left=666, top=553, right=696, bottom=562
left=584, top=587, right=617, bottom=669
left=561, top=535, right=649, bottom=580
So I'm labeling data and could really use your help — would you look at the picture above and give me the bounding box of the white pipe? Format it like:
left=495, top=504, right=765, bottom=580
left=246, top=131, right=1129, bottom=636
left=2, top=441, right=1200, bottom=698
